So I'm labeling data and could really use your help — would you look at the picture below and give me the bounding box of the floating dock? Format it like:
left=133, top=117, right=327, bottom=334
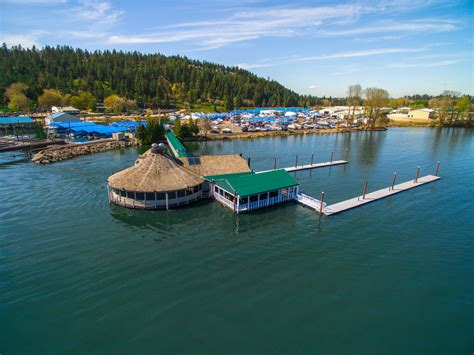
left=259, top=160, right=348, bottom=173
left=322, top=175, right=441, bottom=216
left=0, top=138, right=65, bottom=152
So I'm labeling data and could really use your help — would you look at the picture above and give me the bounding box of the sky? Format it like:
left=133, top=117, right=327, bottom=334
left=0, top=0, right=472, bottom=97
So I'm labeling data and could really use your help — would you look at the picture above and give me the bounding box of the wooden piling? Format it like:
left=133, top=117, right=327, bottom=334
left=363, top=180, right=368, bottom=199
left=330, top=151, right=334, bottom=163
left=435, top=161, right=440, bottom=176
left=247, top=157, right=251, bottom=169
left=390, top=172, right=397, bottom=191
left=274, top=157, right=277, bottom=170
left=320, top=192, right=325, bottom=214
left=415, top=166, right=420, bottom=183
left=310, top=153, right=314, bottom=166
left=295, top=155, right=298, bottom=168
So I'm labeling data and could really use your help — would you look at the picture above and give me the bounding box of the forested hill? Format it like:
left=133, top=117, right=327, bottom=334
left=1, top=44, right=315, bottom=109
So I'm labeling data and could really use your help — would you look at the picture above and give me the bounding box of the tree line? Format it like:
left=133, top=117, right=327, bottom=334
left=346, top=85, right=472, bottom=127
left=1, top=44, right=324, bottom=111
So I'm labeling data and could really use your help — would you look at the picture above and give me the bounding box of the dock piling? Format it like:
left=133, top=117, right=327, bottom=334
left=390, top=172, right=397, bottom=191
left=415, top=166, right=420, bottom=183
left=247, top=157, right=251, bottom=169
left=310, top=153, right=314, bottom=166
left=363, top=180, right=368, bottom=199
left=435, top=161, right=440, bottom=176
left=273, top=157, right=277, bottom=170
left=295, top=155, right=298, bottom=168
left=320, top=192, right=325, bottom=214
left=330, top=151, right=334, bottom=163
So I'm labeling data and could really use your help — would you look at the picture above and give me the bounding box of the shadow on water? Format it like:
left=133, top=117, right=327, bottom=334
left=356, top=130, right=386, bottom=166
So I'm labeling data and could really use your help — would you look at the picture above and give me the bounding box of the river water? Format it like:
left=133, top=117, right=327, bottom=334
left=1, top=128, right=473, bottom=353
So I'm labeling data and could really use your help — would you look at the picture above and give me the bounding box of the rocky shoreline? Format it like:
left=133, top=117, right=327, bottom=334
left=201, top=126, right=387, bottom=141
left=32, top=139, right=136, bottom=164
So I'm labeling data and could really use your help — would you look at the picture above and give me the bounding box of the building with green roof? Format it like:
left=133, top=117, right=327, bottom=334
left=204, top=169, right=300, bottom=213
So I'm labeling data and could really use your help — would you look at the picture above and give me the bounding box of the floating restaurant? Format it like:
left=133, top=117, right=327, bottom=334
left=107, top=131, right=301, bottom=213
left=107, top=130, right=441, bottom=215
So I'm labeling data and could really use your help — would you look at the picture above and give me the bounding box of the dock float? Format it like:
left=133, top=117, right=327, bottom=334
left=259, top=160, right=348, bottom=173
left=322, top=174, right=441, bottom=216
left=0, top=139, right=65, bottom=152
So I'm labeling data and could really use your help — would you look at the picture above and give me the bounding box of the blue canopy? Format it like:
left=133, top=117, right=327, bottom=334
left=0, top=116, right=34, bottom=125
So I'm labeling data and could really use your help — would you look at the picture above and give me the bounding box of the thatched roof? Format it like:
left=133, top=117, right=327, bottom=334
left=179, top=154, right=251, bottom=176
left=108, top=152, right=203, bottom=192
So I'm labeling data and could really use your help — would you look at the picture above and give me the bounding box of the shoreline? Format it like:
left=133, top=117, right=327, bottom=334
left=187, top=127, right=387, bottom=141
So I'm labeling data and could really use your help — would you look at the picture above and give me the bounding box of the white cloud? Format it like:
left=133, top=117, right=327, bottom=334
left=106, top=3, right=369, bottom=48
left=292, top=47, right=426, bottom=62
left=1, top=34, right=40, bottom=48
left=236, top=63, right=273, bottom=69
left=308, top=85, right=317, bottom=89
left=105, top=1, right=460, bottom=50
left=321, top=20, right=459, bottom=36
left=386, top=59, right=463, bottom=68
left=70, top=0, right=123, bottom=24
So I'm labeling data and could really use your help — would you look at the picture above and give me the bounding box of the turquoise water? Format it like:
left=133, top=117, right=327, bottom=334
left=1, top=128, right=473, bottom=353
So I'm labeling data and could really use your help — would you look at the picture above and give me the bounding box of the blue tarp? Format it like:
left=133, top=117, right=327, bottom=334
left=0, top=116, right=34, bottom=125
left=69, top=125, right=128, bottom=135
left=49, top=121, right=97, bottom=128
left=111, top=121, right=146, bottom=129
left=49, top=121, right=128, bottom=136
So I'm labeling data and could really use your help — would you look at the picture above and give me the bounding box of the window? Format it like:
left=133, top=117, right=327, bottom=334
left=249, top=195, right=258, bottom=202
left=186, top=187, right=194, bottom=196
left=156, top=192, right=166, bottom=200
left=120, top=190, right=127, bottom=197
left=145, top=192, right=155, bottom=200
left=126, top=191, right=135, bottom=199
left=239, top=197, right=248, bottom=205
left=177, top=189, right=185, bottom=198
left=259, top=193, right=269, bottom=200
left=269, top=190, right=279, bottom=198
left=193, top=185, right=200, bottom=193
left=214, top=186, right=219, bottom=193
left=135, top=192, right=145, bottom=200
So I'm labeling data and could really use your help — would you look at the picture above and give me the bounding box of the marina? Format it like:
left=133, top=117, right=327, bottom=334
left=1, top=127, right=472, bottom=354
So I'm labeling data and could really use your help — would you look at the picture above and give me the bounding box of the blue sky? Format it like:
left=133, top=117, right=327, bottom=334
left=0, top=0, right=472, bottom=97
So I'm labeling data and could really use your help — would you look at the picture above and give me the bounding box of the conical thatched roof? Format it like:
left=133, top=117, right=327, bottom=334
left=108, top=152, right=203, bottom=192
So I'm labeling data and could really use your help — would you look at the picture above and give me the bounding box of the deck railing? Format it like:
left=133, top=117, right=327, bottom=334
left=214, top=193, right=236, bottom=210
left=294, top=192, right=326, bottom=210
left=237, top=192, right=296, bottom=212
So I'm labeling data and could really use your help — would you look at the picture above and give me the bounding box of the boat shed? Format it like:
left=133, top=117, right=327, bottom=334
left=205, top=169, right=300, bottom=213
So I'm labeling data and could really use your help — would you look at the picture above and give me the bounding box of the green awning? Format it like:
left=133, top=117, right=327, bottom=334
left=209, top=169, right=299, bottom=197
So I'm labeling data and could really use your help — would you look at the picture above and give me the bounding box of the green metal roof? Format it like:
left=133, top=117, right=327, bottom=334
left=211, top=169, right=299, bottom=197
left=165, top=131, right=188, bottom=157
left=203, top=171, right=253, bottom=181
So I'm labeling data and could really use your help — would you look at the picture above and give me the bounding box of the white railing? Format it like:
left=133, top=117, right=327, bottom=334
left=295, top=192, right=326, bottom=209
left=214, top=193, right=235, bottom=210
left=238, top=193, right=296, bottom=212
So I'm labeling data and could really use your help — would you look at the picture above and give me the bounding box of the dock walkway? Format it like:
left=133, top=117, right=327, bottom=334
left=258, top=160, right=348, bottom=174
left=322, top=175, right=440, bottom=216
